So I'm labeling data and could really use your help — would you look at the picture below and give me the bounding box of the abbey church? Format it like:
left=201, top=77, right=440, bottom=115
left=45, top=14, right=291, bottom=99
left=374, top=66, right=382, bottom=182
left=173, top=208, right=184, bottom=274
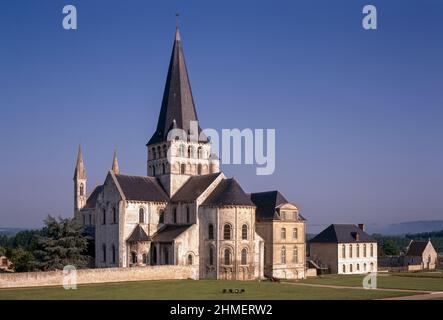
left=73, top=28, right=307, bottom=280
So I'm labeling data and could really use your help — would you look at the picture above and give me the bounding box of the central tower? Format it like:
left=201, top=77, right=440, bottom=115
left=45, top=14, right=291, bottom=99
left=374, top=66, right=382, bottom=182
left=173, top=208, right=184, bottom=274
left=147, top=28, right=219, bottom=196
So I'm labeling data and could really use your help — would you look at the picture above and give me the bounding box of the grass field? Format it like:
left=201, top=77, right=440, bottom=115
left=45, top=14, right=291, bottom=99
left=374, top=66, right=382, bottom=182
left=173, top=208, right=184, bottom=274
left=0, top=279, right=413, bottom=300
left=299, top=272, right=443, bottom=292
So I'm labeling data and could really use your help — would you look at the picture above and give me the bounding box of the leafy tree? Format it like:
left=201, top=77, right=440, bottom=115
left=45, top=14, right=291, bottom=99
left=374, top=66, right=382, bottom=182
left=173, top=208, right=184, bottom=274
left=9, top=248, right=37, bottom=272
left=34, top=216, right=90, bottom=270
left=380, top=239, right=400, bottom=256
left=0, top=246, right=5, bottom=256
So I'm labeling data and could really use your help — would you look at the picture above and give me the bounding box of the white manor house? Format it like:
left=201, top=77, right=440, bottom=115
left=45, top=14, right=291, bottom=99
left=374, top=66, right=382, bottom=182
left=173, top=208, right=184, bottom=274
left=73, top=27, right=307, bottom=280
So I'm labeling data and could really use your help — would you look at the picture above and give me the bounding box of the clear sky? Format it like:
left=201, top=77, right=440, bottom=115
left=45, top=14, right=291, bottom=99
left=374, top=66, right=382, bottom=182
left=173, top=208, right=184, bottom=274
left=0, top=0, right=442, bottom=229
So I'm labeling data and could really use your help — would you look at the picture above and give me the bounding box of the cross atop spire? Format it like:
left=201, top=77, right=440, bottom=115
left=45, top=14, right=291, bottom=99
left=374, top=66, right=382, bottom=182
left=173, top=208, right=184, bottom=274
left=147, top=26, right=206, bottom=145
left=112, top=149, right=120, bottom=174
left=74, top=145, right=86, bottom=180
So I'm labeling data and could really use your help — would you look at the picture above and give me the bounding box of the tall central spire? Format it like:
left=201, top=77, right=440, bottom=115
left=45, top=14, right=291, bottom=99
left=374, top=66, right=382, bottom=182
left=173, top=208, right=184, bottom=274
left=147, top=27, right=205, bottom=145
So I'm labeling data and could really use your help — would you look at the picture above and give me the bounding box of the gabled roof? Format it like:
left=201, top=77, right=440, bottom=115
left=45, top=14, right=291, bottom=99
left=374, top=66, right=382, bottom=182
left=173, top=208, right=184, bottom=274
left=152, top=224, right=193, bottom=242
left=171, top=172, right=222, bottom=202
left=202, top=178, right=255, bottom=207
left=83, top=185, right=103, bottom=209
left=310, top=224, right=376, bottom=243
left=148, top=28, right=206, bottom=145
left=127, top=225, right=151, bottom=242
left=114, top=174, right=169, bottom=202
left=250, top=191, right=289, bottom=219
left=406, top=240, right=431, bottom=256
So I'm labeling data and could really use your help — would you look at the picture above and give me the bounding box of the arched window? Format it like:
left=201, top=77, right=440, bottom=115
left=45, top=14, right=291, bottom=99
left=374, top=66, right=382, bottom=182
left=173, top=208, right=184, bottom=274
left=79, top=183, right=84, bottom=196
left=139, top=208, right=145, bottom=223
left=162, top=163, right=166, bottom=174
left=349, top=244, right=353, bottom=258
left=357, top=245, right=360, bottom=258
left=363, top=263, right=367, bottom=272
left=292, top=228, right=298, bottom=240
left=179, top=144, right=185, bottom=157
left=209, top=247, right=214, bottom=265
left=363, top=244, right=367, bottom=257
left=187, top=146, right=192, bottom=158
left=180, top=163, right=186, bottom=174
left=112, top=244, right=116, bottom=264
left=342, top=244, right=346, bottom=258
left=131, top=252, right=137, bottom=264
left=241, top=224, right=248, bottom=240
left=208, top=224, right=214, bottom=240
left=350, top=264, right=353, bottom=273
left=223, top=224, right=232, bottom=240
left=159, top=209, right=165, bottom=224
left=173, top=208, right=177, bottom=224
left=162, top=145, right=167, bottom=157
left=164, top=247, right=169, bottom=264
left=152, top=148, right=157, bottom=160
left=152, top=246, right=157, bottom=265
left=153, top=166, right=156, bottom=176
left=241, top=248, right=247, bottom=265
left=197, top=163, right=202, bottom=175
left=370, top=262, right=374, bottom=271
left=281, top=247, right=286, bottom=264
left=224, top=248, right=232, bottom=265
left=186, top=206, right=190, bottom=223
left=157, top=146, right=161, bottom=158
left=102, top=209, right=106, bottom=225
left=102, top=244, right=107, bottom=263
left=342, top=264, right=346, bottom=273
left=293, top=247, right=299, bottom=263
left=197, top=146, right=202, bottom=159
left=281, top=228, right=286, bottom=240
left=142, top=253, right=148, bottom=264
left=113, top=207, right=117, bottom=224
left=357, top=263, right=360, bottom=271
left=188, top=254, right=193, bottom=265
left=370, top=244, right=374, bottom=257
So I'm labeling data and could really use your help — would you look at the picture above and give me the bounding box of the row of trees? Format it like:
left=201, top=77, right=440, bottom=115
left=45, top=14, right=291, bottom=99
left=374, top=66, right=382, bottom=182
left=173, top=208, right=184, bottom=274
left=0, top=216, right=92, bottom=272
left=374, top=230, right=443, bottom=257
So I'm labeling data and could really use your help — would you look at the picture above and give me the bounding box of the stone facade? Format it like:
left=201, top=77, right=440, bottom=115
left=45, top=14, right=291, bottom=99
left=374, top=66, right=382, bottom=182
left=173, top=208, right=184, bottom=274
left=309, top=224, right=377, bottom=275
left=255, top=203, right=306, bottom=279
left=72, top=27, right=306, bottom=281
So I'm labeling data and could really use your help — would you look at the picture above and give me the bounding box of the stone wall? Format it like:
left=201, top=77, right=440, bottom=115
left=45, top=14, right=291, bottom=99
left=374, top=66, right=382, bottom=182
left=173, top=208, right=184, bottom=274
left=0, top=265, right=199, bottom=289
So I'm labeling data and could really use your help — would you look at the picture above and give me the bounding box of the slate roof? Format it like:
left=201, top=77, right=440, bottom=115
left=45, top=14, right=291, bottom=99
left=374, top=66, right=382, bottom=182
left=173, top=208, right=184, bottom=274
left=406, top=241, right=429, bottom=256
left=250, top=191, right=289, bottom=219
left=148, top=28, right=206, bottom=145
left=310, top=224, right=376, bottom=243
left=171, top=172, right=222, bottom=202
left=83, top=185, right=103, bottom=209
left=152, top=224, right=193, bottom=242
left=114, top=174, right=169, bottom=202
left=202, top=178, right=255, bottom=207
left=127, top=225, right=151, bottom=242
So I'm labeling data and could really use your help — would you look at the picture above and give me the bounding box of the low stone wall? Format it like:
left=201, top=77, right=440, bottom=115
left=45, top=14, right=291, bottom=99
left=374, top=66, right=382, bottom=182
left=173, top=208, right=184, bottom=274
left=306, top=268, right=317, bottom=278
left=0, top=265, right=199, bottom=289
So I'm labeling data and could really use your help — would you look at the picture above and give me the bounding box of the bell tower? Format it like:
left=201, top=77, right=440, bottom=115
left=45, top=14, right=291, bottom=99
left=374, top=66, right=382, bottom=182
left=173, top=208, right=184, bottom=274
left=74, top=145, right=87, bottom=221
left=146, top=27, right=219, bottom=196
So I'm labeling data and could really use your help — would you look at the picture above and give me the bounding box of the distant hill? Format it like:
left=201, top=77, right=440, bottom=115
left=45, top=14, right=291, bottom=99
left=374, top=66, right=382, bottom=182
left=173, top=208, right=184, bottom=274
left=0, top=228, right=29, bottom=237
left=366, top=220, right=443, bottom=235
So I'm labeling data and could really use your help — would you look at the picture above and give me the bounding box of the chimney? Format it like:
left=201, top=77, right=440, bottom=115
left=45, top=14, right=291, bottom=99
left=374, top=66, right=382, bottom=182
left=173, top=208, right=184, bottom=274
left=358, top=224, right=365, bottom=231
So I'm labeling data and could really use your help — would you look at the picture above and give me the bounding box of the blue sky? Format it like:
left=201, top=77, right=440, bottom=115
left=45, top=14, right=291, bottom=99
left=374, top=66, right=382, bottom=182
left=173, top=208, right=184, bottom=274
left=0, top=0, right=442, bottom=229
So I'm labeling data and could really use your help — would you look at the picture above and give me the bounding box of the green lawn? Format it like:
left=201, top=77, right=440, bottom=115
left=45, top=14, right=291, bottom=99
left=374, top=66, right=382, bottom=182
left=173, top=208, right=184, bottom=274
left=0, top=280, right=412, bottom=300
left=299, top=272, right=443, bottom=292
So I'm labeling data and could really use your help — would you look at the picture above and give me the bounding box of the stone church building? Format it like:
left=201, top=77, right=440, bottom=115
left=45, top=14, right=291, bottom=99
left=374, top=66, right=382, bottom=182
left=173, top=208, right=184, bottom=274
left=73, top=28, right=307, bottom=280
